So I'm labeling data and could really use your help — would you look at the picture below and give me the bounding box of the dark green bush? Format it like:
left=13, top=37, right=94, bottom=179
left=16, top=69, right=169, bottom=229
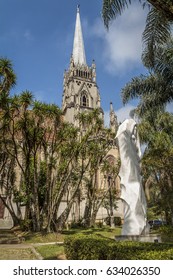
left=64, top=234, right=111, bottom=259
left=114, top=217, right=122, bottom=226
left=104, top=216, right=122, bottom=226
left=70, top=219, right=84, bottom=229
left=20, top=219, right=32, bottom=231
left=159, top=226, right=173, bottom=243
left=64, top=234, right=173, bottom=260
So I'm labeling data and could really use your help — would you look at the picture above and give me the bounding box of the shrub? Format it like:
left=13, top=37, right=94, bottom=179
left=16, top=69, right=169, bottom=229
left=95, top=221, right=103, bottom=228
left=64, top=234, right=173, bottom=260
left=64, top=234, right=111, bottom=260
left=20, top=219, right=32, bottom=231
left=114, top=217, right=122, bottom=226
left=104, top=216, right=122, bottom=226
left=70, top=219, right=83, bottom=229
left=159, top=226, right=173, bottom=243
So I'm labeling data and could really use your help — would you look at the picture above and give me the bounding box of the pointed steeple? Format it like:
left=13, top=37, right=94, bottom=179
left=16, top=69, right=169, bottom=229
left=72, top=5, right=86, bottom=66
left=110, top=102, right=118, bottom=133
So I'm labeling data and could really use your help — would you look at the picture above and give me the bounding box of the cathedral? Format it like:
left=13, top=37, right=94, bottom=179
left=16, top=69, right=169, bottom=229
left=58, top=6, right=123, bottom=224
left=0, top=6, right=123, bottom=229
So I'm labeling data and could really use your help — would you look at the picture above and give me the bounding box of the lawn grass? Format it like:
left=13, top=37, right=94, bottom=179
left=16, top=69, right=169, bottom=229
left=16, top=226, right=122, bottom=243
left=23, top=231, right=64, bottom=243
left=35, top=244, right=65, bottom=260
left=62, top=226, right=122, bottom=239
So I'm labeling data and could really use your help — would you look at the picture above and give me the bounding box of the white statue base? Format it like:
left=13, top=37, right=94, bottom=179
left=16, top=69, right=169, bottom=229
left=115, top=234, right=161, bottom=243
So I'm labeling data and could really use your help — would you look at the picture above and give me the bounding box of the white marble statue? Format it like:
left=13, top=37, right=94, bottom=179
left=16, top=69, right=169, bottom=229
left=116, top=119, right=149, bottom=235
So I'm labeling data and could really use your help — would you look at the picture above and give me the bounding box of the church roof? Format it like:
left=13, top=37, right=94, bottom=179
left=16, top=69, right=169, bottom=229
left=72, top=5, right=86, bottom=66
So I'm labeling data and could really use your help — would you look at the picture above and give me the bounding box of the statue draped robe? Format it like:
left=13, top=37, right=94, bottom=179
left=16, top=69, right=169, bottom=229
left=116, top=119, right=148, bottom=235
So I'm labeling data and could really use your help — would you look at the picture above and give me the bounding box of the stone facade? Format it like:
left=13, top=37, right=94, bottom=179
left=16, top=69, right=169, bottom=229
left=60, top=7, right=123, bottom=224
left=62, top=6, right=103, bottom=126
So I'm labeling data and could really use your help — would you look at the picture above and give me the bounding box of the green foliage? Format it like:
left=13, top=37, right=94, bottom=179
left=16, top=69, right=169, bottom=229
left=64, top=234, right=173, bottom=260
left=104, top=216, right=122, bottom=226
left=20, top=219, right=32, bottom=231
left=36, top=244, right=65, bottom=260
left=139, top=113, right=173, bottom=224
left=142, top=7, right=171, bottom=69
left=114, top=216, right=122, bottom=226
left=64, top=234, right=109, bottom=260
left=158, top=226, right=173, bottom=243
left=0, top=58, right=16, bottom=94
left=69, top=219, right=84, bottom=229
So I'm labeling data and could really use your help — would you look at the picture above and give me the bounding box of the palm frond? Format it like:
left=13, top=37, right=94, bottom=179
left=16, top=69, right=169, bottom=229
left=154, top=39, right=173, bottom=82
left=142, top=7, right=171, bottom=68
left=147, top=0, right=173, bottom=21
left=121, top=71, right=173, bottom=116
left=121, top=74, right=159, bottom=104
left=102, top=0, right=132, bottom=28
left=0, top=58, right=16, bottom=94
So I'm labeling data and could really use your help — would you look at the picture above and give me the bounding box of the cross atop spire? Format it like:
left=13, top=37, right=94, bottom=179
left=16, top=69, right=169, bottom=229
left=72, top=5, right=86, bottom=66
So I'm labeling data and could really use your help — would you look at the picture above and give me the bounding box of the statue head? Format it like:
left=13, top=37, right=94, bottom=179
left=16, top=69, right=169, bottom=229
left=116, top=119, right=142, bottom=159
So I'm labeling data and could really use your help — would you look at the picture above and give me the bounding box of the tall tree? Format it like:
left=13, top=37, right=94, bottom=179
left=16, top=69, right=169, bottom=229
left=138, top=112, right=173, bottom=224
left=0, top=58, right=16, bottom=95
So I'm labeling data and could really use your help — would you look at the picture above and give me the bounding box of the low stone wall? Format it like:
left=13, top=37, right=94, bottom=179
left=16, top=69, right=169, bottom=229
left=0, top=218, right=14, bottom=229
left=115, top=234, right=162, bottom=243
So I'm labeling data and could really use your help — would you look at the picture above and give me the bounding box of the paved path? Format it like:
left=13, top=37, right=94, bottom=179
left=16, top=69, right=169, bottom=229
left=0, top=230, right=65, bottom=260
left=0, top=242, right=65, bottom=260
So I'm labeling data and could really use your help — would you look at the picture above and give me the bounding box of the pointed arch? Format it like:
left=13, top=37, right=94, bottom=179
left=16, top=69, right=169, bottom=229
left=80, top=91, right=89, bottom=107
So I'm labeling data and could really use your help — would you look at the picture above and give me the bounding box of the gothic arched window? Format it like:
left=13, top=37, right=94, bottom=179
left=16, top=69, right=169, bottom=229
left=80, top=92, right=89, bottom=107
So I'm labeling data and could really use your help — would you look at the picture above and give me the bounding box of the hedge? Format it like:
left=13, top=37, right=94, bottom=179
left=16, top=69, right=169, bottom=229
left=64, top=234, right=173, bottom=260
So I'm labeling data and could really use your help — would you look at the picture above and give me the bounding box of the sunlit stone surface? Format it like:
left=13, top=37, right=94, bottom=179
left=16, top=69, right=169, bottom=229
left=116, top=119, right=149, bottom=235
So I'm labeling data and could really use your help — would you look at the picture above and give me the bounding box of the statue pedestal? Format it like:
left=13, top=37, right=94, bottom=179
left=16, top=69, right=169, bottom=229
left=115, top=234, right=161, bottom=243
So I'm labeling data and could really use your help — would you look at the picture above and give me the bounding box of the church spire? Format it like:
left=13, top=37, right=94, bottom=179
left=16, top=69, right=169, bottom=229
left=110, top=102, right=118, bottom=133
left=72, top=5, right=86, bottom=66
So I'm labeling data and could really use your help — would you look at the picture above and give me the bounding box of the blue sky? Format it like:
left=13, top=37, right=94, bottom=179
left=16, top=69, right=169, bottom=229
left=0, top=0, right=149, bottom=124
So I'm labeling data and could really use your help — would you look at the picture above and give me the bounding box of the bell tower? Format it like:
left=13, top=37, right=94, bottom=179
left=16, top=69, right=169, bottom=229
left=62, top=6, right=104, bottom=126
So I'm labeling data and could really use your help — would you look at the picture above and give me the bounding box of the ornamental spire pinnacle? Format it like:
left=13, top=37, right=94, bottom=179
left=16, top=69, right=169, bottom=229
left=72, top=5, right=86, bottom=65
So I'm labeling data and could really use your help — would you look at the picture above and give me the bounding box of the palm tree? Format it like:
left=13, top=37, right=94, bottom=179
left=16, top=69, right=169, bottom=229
left=0, top=58, right=16, bottom=95
left=122, top=38, right=173, bottom=114
left=102, top=0, right=173, bottom=28
left=138, top=112, right=173, bottom=224
left=142, top=7, right=171, bottom=68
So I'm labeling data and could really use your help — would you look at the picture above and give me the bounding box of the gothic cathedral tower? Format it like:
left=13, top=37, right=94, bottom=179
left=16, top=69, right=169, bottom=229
left=62, top=6, right=104, bottom=125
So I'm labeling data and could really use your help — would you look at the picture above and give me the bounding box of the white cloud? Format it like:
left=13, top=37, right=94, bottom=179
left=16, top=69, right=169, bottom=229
left=92, top=2, right=148, bottom=75
left=166, top=102, right=173, bottom=113
left=116, top=104, right=136, bottom=123
left=24, top=30, right=34, bottom=41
